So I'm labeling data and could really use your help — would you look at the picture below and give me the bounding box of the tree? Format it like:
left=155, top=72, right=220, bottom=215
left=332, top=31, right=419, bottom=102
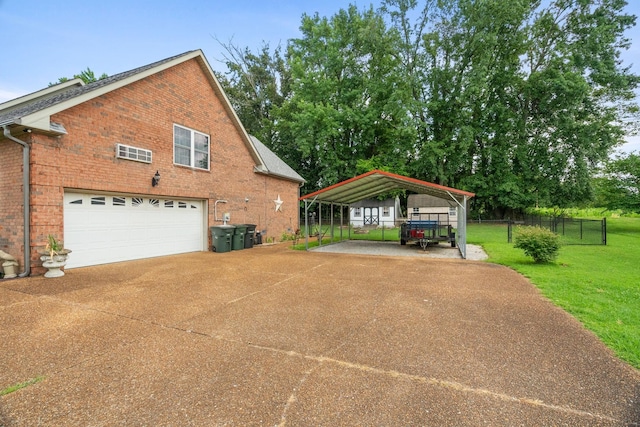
left=514, top=0, right=638, bottom=213
left=213, top=39, right=290, bottom=148
left=277, top=5, right=412, bottom=192
left=385, top=0, right=639, bottom=217
left=594, top=152, right=640, bottom=212
left=215, top=0, right=639, bottom=216
left=50, top=67, right=108, bottom=85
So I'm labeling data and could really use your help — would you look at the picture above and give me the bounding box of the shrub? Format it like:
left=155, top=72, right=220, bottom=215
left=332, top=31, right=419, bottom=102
left=513, top=226, right=561, bottom=263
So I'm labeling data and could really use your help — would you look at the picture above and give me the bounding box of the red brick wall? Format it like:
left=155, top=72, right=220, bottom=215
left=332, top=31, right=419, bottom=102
left=14, top=58, right=300, bottom=275
left=0, top=138, right=28, bottom=272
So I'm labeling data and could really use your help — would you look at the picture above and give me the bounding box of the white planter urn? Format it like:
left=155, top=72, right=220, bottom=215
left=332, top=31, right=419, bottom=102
left=39, top=250, right=71, bottom=278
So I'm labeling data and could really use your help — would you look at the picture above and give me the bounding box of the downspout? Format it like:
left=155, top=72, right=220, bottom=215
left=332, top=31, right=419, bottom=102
left=2, top=126, right=31, bottom=277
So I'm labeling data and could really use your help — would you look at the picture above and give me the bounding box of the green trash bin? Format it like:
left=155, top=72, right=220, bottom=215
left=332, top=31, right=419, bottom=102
left=232, top=224, right=247, bottom=251
left=210, top=225, right=234, bottom=253
left=244, top=224, right=256, bottom=248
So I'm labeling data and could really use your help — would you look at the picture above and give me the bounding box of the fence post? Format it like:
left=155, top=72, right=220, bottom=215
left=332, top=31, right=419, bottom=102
left=603, top=217, right=607, bottom=245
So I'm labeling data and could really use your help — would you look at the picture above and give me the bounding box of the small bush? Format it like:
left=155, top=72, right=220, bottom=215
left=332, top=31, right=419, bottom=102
left=513, top=226, right=561, bottom=263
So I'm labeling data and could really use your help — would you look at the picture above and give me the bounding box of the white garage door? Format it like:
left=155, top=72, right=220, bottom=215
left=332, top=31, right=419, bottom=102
left=64, top=193, right=206, bottom=269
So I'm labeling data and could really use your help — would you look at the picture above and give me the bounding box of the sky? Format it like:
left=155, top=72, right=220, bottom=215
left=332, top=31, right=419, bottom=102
left=1, top=0, right=640, bottom=153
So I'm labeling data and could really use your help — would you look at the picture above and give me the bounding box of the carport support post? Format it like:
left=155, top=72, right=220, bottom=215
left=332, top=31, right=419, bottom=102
left=304, top=199, right=309, bottom=250
left=348, top=205, right=351, bottom=240
left=330, top=203, right=334, bottom=242
left=303, top=196, right=319, bottom=250
left=318, top=202, right=322, bottom=246
left=340, top=204, right=343, bottom=241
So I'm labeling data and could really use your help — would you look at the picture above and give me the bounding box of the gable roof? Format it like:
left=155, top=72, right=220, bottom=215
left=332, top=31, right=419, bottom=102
left=0, top=51, right=197, bottom=135
left=0, top=49, right=281, bottom=176
left=249, top=136, right=304, bottom=183
left=300, top=170, right=475, bottom=205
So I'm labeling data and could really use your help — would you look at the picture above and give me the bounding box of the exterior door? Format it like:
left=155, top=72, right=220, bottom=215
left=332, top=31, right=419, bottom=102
left=363, top=207, right=379, bottom=225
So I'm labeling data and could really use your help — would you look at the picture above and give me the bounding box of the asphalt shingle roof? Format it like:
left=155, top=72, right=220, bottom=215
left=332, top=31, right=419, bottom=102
left=250, top=135, right=304, bottom=183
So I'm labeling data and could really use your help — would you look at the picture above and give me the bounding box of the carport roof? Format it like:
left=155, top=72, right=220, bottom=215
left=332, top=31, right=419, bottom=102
left=299, top=170, right=475, bottom=205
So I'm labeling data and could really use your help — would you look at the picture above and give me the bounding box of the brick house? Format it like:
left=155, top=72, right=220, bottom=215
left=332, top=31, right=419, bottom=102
left=0, top=50, right=304, bottom=276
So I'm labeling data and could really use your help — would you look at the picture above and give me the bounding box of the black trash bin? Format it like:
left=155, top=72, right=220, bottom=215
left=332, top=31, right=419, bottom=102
left=255, top=231, right=263, bottom=245
left=210, top=225, right=234, bottom=253
left=244, top=224, right=256, bottom=248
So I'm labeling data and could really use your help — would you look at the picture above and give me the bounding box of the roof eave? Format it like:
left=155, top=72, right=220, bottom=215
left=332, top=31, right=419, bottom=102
left=1, top=118, right=67, bottom=137
left=254, top=167, right=305, bottom=184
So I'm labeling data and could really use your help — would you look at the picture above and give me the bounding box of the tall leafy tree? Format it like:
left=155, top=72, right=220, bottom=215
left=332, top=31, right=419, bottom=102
left=278, top=5, right=412, bottom=192
left=594, top=152, right=640, bottom=212
left=384, top=0, right=638, bottom=217
left=216, top=0, right=638, bottom=216
left=515, top=0, right=639, bottom=214
left=213, top=40, right=290, bottom=148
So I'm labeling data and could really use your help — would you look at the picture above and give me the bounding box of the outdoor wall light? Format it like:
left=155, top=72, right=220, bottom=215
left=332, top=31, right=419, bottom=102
left=152, top=170, right=161, bottom=187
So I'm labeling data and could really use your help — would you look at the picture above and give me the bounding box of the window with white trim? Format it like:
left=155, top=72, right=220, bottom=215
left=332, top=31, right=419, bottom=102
left=354, top=207, right=361, bottom=217
left=382, top=207, right=390, bottom=217
left=174, top=124, right=210, bottom=170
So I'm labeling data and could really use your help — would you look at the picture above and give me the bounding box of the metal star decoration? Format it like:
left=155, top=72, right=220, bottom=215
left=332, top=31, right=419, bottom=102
left=274, top=194, right=283, bottom=212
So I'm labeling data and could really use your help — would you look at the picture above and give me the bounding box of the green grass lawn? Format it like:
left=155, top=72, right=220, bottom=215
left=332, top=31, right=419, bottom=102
left=467, top=219, right=640, bottom=370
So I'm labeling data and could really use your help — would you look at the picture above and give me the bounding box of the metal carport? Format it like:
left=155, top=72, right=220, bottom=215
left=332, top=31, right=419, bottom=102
left=299, top=170, right=476, bottom=258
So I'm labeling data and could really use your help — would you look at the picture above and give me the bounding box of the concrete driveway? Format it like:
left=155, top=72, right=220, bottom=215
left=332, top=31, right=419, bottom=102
left=1, top=244, right=638, bottom=426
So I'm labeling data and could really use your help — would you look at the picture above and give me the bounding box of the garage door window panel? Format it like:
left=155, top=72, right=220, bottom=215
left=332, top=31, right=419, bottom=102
left=174, top=124, right=210, bottom=170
